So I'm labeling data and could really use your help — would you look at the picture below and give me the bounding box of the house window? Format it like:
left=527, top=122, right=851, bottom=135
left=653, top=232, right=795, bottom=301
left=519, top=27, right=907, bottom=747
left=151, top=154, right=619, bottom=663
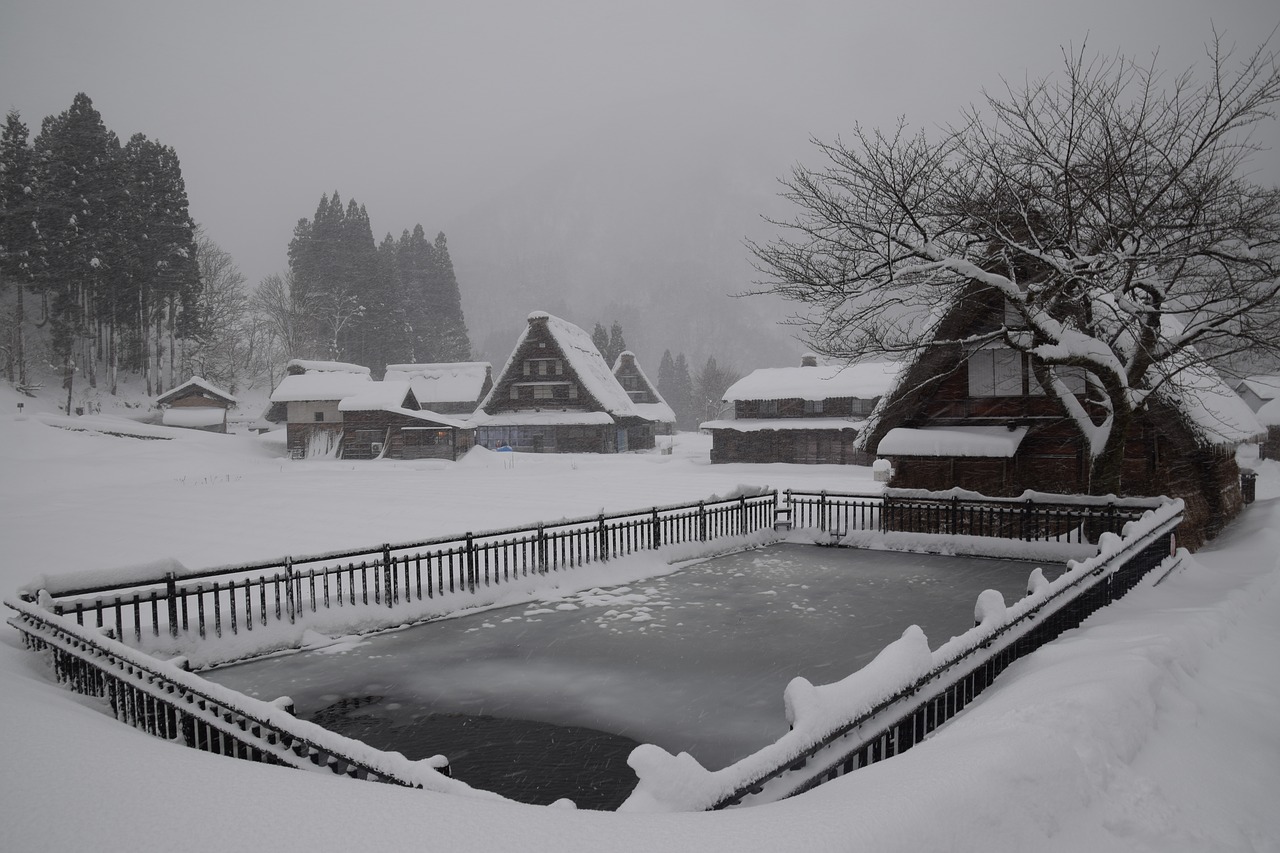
left=355, top=429, right=381, bottom=444
left=314, top=411, right=325, bottom=422
left=804, top=399, right=825, bottom=415
left=534, top=385, right=554, bottom=399
left=968, top=347, right=1024, bottom=396
left=510, top=385, right=520, bottom=399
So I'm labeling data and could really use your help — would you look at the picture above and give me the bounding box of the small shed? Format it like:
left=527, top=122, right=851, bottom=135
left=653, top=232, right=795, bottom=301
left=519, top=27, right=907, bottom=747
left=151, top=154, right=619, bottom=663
left=337, top=381, right=475, bottom=461
left=155, top=377, right=237, bottom=433
left=269, top=360, right=373, bottom=458
left=1234, top=375, right=1280, bottom=413
left=613, top=351, right=676, bottom=436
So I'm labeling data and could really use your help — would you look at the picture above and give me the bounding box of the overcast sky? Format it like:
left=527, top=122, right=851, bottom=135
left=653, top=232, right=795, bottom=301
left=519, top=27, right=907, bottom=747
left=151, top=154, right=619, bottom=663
left=3, top=0, right=1278, bottom=298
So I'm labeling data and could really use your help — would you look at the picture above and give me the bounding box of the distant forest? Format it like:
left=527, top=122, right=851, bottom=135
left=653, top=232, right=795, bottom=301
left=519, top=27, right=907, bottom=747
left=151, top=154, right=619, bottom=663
left=0, top=93, right=472, bottom=410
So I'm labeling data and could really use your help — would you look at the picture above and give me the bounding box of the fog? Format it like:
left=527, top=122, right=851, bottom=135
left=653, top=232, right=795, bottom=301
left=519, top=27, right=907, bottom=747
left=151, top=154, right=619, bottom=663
left=3, top=0, right=1277, bottom=370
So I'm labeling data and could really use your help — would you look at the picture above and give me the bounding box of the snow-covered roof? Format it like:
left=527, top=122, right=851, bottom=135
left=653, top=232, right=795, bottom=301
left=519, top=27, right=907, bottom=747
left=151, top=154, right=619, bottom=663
left=269, top=371, right=373, bottom=403
left=633, top=401, right=676, bottom=424
left=878, top=426, right=1029, bottom=458
left=1152, top=357, right=1265, bottom=447
left=723, top=362, right=900, bottom=403
left=155, top=376, right=236, bottom=406
left=1257, top=397, right=1280, bottom=427
left=1236, top=374, right=1280, bottom=402
left=384, top=362, right=490, bottom=406
left=337, top=381, right=415, bottom=412
left=481, top=312, right=638, bottom=417
left=472, top=410, right=616, bottom=427
left=391, top=407, right=469, bottom=429
left=285, top=359, right=370, bottom=376
left=700, top=417, right=866, bottom=433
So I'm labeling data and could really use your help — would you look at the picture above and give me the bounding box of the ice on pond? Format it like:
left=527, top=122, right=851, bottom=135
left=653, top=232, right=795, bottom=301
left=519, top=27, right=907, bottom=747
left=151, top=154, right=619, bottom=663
left=206, top=544, right=1051, bottom=776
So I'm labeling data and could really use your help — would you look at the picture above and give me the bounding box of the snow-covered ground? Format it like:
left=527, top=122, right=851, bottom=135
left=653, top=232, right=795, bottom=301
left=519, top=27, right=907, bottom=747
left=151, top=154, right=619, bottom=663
left=2, top=383, right=1278, bottom=852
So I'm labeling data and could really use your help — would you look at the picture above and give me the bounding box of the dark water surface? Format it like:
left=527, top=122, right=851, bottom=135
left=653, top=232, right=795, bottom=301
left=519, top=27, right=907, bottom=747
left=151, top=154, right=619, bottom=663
left=206, top=545, right=1052, bottom=807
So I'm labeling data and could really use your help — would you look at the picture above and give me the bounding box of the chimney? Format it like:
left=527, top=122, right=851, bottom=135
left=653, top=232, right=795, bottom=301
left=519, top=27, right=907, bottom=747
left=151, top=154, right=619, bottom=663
left=800, top=354, right=818, bottom=367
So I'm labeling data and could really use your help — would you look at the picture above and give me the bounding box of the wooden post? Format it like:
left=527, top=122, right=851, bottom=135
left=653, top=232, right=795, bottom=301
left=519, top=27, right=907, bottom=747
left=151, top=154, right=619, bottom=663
left=466, top=533, right=476, bottom=592
left=651, top=508, right=661, bottom=549
left=598, top=514, right=608, bottom=561
left=166, top=573, right=179, bottom=638
left=284, top=558, right=295, bottom=623
left=383, top=545, right=394, bottom=608
left=698, top=501, right=707, bottom=542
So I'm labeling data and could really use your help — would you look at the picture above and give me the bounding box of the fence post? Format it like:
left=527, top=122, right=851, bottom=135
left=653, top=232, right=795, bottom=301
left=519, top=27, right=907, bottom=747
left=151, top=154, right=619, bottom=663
left=820, top=490, right=828, bottom=532
left=651, top=508, right=661, bottom=549
left=597, top=513, right=608, bottom=561
left=383, top=545, right=394, bottom=608
left=537, top=524, right=547, bottom=573
left=284, top=558, right=295, bottom=623
left=466, top=532, right=476, bottom=592
left=165, top=573, right=179, bottom=638
left=739, top=495, right=747, bottom=534
left=698, top=501, right=707, bottom=542
left=1023, top=499, right=1034, bottom=541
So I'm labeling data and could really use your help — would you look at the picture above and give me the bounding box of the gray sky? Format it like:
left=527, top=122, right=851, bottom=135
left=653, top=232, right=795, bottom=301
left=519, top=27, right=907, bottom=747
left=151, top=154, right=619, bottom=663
left=2, top=0, right=1278, bottom=366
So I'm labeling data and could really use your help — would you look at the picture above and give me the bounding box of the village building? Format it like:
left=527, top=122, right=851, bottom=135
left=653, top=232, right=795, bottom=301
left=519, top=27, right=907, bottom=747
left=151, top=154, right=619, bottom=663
left=383, top=362, right=493, bottom=416
left=337, top=381, right=474, bottom=461
left=612, top=351, right=676, bottom=436
left=859, top=285, right=1265, bottom=548
left=473, top=311, right=651, bottom=452
left=268, top=360, right=374, bottom=458
left=1233, top=374, right=1280, bottom=412
left=154, top=377, right=237, bottom=433
left=701, top=356, right=899, bottom=464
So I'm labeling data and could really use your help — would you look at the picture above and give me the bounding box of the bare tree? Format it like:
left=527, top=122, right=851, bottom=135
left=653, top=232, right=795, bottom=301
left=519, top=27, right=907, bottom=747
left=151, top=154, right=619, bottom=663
left=249, top=270, right=314, bottom=384
left=751, top=31, right=1280, bottom=494
left=181, top=228, right=251, bottom=392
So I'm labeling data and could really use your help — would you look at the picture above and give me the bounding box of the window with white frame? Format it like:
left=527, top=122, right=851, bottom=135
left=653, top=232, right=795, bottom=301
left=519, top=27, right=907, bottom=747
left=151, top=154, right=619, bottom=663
left=967, top=347, right=1024, bottom=396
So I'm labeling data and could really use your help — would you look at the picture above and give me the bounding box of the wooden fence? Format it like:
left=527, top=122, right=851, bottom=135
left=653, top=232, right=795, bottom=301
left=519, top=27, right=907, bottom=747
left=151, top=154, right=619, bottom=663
left=784, top=489, right=1159, bottom=543
left=25, top=492, right=779, bottom=646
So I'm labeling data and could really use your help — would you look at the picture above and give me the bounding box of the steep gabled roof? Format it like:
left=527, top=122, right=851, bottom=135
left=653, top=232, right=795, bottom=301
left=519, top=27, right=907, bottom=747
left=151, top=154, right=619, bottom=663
left=384, top=362, right=491, bottom=407
left=155, top=376, right=237, bottom=406
left=612, top=351, right=675, bottom=424
left=1236, top=374, right=1280, bottom=402
left=723, top=362, right=899, bottom=402
left=480, top=311, right=638, bottom=418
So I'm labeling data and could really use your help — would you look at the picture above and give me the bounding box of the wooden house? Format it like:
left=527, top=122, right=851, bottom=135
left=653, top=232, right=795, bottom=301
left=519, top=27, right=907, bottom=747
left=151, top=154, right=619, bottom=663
left=155, top=377, right=237, bottom=433
left=702, top=356, right=898, bottom=464
left=269, top=360, right=374, bottom=459
left=1234, top=374, right=1280, bottom=412
left=383, top=362, right=493, bottom=416
left=473, top=311, right=651, bottom=452
left=859, top=285, right=1265, bottom=548
left=337, top=381, right=474, bottom=461
left=612, top=351, right=676, bottom=436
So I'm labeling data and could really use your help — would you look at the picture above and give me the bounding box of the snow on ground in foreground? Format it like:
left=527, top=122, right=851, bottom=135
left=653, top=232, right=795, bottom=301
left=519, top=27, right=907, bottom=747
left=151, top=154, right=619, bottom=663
left=2, top=384, right=1279, bottom=852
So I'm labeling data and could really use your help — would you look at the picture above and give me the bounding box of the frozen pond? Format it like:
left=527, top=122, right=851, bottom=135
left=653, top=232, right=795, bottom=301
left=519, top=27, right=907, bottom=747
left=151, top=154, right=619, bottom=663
left=206, top=544, right=1051, bottom=807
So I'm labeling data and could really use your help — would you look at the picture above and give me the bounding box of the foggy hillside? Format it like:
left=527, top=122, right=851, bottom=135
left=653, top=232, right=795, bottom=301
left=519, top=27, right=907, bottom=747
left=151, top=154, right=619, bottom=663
left=445, top=102, right=808, bottom=375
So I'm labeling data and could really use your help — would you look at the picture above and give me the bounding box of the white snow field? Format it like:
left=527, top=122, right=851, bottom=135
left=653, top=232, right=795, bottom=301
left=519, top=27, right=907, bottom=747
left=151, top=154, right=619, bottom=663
left=2, top=384, right=1279, bottom=852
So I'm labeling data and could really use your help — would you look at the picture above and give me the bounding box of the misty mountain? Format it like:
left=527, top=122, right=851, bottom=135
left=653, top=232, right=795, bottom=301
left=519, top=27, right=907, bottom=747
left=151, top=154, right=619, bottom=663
left=445, top=105, right=808, bottom=376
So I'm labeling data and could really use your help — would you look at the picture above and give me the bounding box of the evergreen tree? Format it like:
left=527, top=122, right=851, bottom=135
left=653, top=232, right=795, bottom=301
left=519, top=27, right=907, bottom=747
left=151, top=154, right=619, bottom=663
left=670, top=352, right=696, bottom=430
left=607, top=321, right=627, bottom=366
left=33, top=93, right=126, bottom=408
left=395, top=224, right=436, bottom=362
left=592, top=322, right=609, bottom=360
left=424, top=231, right=470, bottom=360
left=0, top=110, right=40, bottom=386
left=657, top=349, right=676, bottom=398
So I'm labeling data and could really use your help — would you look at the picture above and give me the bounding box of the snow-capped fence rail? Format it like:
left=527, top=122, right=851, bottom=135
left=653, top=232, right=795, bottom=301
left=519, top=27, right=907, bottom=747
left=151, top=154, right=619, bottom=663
left=20, top=492, right=778, bottom=650
left=2, top=597, right=504, bottom=800
left=785, top=488, right=1161, bottom=543
left=622, top=498, right=1184, bottom=812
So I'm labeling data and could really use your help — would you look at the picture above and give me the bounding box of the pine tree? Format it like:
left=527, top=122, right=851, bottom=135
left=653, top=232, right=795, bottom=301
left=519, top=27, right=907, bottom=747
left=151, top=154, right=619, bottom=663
left=607, top=321, right=627, bottom=366
left=0, top=110, right=40, bottom=386
left=33, top=93, right=125, bottom=408
left=657, top=349, right=676, bottom=398
left=592, top=323, right=609, bottom=360
left=425, top=231, right=471, bottom=361
left=671, top=352, right=695, bottom=430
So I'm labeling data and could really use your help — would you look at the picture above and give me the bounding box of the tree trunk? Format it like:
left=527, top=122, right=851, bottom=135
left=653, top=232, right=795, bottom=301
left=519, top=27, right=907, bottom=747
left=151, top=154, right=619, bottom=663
left=1088, top=404, right=1134, bottom=497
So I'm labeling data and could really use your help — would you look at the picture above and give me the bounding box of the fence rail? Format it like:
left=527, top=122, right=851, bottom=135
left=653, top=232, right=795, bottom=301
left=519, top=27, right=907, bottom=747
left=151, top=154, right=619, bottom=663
left=785, top=489, right=1158, bottom=544
left=27, top=492, right=779, bottom=647
left=5, top=598, right=465, bottom=793
left=701, top=502, right=1182, bottom=809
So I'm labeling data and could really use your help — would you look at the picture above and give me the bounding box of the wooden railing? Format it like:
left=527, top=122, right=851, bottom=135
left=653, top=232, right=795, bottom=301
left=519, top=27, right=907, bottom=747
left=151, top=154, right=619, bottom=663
left=25, top=492, right=779, bottom=647
left=3, top=597, right=488, bottom=796
left=784, top=489, right=1161, bottom=544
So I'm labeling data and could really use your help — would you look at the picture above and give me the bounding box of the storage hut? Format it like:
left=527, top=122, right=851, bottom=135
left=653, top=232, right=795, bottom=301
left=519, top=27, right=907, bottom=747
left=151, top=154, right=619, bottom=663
left=612, top=351, right=676, bottom=436
left=268, top=360, right=373, bottom=459
left=337, top=381, right=474, bottom=460
left=155, top=377, right=237, bottom=433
